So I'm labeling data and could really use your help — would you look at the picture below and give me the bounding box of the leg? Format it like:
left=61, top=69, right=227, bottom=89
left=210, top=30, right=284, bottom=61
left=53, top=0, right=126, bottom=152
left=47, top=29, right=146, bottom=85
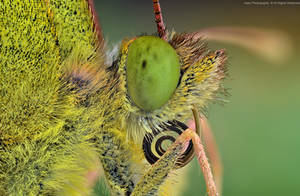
left=93, top=129, right=139, bottom=196
left=199, top=116, right=223, bottom=194
left=131, top=139, right=183, bottom=196
left=188, top=115, right=223, bottom=194
left=131, top=128, right=219, bottom=196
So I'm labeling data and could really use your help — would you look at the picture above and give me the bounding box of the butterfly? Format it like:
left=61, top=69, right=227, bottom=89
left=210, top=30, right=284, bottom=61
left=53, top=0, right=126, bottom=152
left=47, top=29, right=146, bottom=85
left=2, top=0, right=290, bottom=195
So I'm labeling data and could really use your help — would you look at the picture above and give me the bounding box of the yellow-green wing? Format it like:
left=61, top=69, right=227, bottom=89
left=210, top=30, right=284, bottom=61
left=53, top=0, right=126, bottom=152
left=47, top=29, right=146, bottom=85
left=0, top=0, right=62, bottom=147
left=0, top=0, right=61, bottom=194
left=48, top=0, right=101, bottom=60
left=0, top=0, right=97, bottom=195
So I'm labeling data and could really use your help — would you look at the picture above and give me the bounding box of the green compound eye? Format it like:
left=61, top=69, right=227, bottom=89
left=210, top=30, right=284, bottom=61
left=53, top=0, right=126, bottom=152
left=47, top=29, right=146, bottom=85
left=126, top=36, right=180, bottom=111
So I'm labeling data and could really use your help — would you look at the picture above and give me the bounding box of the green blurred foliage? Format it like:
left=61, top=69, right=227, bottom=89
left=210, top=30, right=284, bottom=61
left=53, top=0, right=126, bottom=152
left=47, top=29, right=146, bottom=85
left=94, top=1, right=300, bottom=195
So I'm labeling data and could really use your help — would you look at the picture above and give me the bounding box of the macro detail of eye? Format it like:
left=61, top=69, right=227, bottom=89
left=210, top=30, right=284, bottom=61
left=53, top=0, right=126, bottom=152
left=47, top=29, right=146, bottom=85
left=126, top=36, right=180, bottom=111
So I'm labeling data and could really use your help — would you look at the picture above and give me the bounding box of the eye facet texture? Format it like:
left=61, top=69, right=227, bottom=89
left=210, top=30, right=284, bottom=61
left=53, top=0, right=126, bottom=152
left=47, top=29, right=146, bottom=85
left=126, top=36, right=180, bottom=111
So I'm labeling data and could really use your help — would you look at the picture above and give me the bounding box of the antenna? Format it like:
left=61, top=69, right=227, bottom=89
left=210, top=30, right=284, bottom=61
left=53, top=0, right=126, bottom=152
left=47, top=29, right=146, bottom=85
left=152, top=0, right=167, bottom=40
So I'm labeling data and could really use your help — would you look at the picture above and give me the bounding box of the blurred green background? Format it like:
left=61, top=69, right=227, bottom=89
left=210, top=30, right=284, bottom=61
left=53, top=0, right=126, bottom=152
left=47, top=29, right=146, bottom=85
left=93, top=1, right=300, bottom=195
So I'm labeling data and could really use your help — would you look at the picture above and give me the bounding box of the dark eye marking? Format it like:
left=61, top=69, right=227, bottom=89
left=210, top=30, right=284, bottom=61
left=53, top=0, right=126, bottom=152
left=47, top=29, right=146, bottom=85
left=142, top=60, right=147, bottom=69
